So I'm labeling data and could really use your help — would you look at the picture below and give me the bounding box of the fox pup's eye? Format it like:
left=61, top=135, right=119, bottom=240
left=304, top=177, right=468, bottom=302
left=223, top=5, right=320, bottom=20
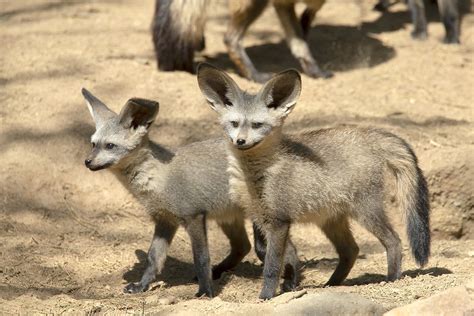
left=91, top=142, right=96, bottom=148
left=251, top=122, right=263, bottom=129
left=230, top=121, right=239, bottom=128
left=105, top=143, right=116, bottom=150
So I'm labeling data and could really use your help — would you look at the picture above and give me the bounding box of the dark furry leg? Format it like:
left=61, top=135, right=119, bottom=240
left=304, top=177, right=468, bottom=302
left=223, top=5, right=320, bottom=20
left=124, top=219, right=178, bottom=294
left=185, top=214, right=213, bottom=298
left=212, top=217, right=251, bottom=279
left=259, top=220, right=290, bottom=300
left=374, top=0, right=391, bottom=11
left=408, top=0, right=428, bottom=39
left=225, top=0, right=271, bottom=83
left=300, top=8, right=316, bottom=38
left=322, top=217, right=359, bottom=286
left=281, top=238, right=299, bottom=292
left=438, top=0, right=461, bottom=43
left=254, top=223, right=299, bottom=291
left=358, top=206, right=402, bottom=281
left=274, top=2, right=332, bottom=79
left=253, top=222, right=267, bottom=263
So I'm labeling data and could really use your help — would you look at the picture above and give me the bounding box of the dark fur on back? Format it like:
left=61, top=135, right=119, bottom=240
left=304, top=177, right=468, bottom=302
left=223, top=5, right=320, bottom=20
left=152, top=0, right=195, bottom=72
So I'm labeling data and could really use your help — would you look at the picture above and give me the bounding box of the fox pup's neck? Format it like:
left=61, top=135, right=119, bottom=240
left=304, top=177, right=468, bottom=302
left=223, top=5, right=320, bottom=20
left=227, top=127, right=283, bottom=201
left=231, top=127, right=283, bottom=172
left=112, top=138, right=174, bottom=196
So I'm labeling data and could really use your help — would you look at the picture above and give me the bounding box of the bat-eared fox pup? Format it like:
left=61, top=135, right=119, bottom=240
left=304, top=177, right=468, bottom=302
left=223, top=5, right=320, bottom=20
left=197, top=63, right=431, bottom=300
left=81, top=89, right=299, bottom=297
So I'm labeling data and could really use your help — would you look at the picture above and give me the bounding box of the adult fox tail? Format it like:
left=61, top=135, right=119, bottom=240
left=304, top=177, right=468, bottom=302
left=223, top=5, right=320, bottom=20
left=152, top=0, right=209, bottom=72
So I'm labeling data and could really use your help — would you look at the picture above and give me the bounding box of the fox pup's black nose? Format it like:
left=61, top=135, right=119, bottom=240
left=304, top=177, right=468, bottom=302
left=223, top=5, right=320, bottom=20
left=85, top=159, right=92, bottom=167
left=236, top=139, right=246, bottom=146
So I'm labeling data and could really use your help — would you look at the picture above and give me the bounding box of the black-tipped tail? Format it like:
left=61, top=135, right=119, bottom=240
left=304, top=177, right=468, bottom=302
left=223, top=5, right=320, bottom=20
left=384, top=134, right=431, bottom=267
left=406, top=165, right=430, bottom=266
left=151, top=0, right=208, bottom=72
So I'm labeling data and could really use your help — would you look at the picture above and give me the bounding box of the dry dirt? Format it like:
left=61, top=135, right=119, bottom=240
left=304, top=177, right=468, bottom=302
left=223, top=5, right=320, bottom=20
left=1, top=0, right=473, bottom=314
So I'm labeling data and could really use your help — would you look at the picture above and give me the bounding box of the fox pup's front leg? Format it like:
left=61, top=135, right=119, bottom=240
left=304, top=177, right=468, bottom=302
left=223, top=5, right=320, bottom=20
left=407, top=0, right=428, bottom=40
left=124, top=219, right=178, bottom=293
left=259, top=219, right=291, bottom=300
left=254, top=223, right=300, bottom=292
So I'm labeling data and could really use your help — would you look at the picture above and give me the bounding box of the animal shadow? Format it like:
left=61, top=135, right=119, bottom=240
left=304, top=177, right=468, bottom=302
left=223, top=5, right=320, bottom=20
left=122, top=250, right=264, bottom=295
left=122, top=249, right=196, bottom=289
left=344, top=267, right=453, bottom=286
left=202, top=24, right=396, bottom=77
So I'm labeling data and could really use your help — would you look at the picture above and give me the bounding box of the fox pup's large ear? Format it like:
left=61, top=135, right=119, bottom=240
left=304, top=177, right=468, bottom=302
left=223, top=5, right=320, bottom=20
left=119, top=98, right=159, bottom=130
left=257, top=69, right=301, bottom=118
left=82, top=88, right=116, bottom=126
left=197, top=63, right=242, bottom=113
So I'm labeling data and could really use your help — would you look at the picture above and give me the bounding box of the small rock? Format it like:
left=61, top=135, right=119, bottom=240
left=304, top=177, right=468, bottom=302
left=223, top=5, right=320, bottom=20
left=104, top=285, right=110, bottom=290
left=145, top=296, right=159, bottom=305
left=466, top=278, right=474, bottom=294
left=380, top=281, right=387, bottom=286
left=385, top=286, right=474, bottom=316
left=271, top=289, right=307, bottom=305
left=468, top=251, right=474, bottom=257
left=158, top=296, right=176, bottom=305
left=275, top=292, right=387, bottom=315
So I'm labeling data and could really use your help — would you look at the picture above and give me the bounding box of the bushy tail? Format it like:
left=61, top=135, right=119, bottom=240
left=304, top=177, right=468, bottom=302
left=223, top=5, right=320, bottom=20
left=380, top=132, right=431, bottom=266
left=152, top=0, right=209, bottom=72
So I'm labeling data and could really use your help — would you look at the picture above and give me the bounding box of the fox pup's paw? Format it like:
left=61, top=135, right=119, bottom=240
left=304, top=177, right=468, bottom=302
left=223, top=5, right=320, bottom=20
left=444, top=35, right=460, bottom=44
left=124, top=282, right=148, bottom=294
left=195, top=288, right=214, bottom=298
left=281, top=278, right=298, bottom=293
left=259, top=285, right=277, bottom=300
left=411, top=30, right=428, bottom=41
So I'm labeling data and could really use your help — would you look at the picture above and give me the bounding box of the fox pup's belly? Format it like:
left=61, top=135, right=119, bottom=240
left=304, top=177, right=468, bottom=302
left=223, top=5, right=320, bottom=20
left=207, top=206, right=244, bottom=224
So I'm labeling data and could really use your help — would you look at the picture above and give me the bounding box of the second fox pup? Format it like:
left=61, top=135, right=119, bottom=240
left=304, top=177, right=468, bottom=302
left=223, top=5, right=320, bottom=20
left=197, top=63, right=431, bottom=300
left=81, top=89, right=283, bottom=297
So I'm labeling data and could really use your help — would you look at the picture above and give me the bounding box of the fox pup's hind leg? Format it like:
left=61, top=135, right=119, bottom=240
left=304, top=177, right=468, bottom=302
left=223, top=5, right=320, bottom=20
left=281, top=238, right=299, bottom=292
left=212, top=217, right=252, bottom=279
left=124, top=218, right=178, bottom=293
left=253, top=222, right=267, bottom=262
left=408, top=0, right=428, bottom=39
left=356, top=200, right=402, bottom=281
left=322, top=216, right=359, bottom=286
left=225, top=0, right=272, bottom=83
left=253, top=223, right=300, bottom=292
left=274, top=1, right=332, bottom=79
left=185, top=214, right=214, bottom=297
left=439, top=0, right=461, bottom=44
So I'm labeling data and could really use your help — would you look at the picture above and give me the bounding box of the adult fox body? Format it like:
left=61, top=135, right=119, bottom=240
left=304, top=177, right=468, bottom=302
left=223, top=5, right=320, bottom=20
left=153, top=0, right=466, bottom=82
left=197, top=63, right=431, bottom=299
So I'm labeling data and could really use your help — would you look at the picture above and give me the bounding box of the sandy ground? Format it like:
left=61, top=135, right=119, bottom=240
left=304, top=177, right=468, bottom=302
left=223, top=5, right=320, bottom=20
left=1, top=0, right=473, bottom=314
